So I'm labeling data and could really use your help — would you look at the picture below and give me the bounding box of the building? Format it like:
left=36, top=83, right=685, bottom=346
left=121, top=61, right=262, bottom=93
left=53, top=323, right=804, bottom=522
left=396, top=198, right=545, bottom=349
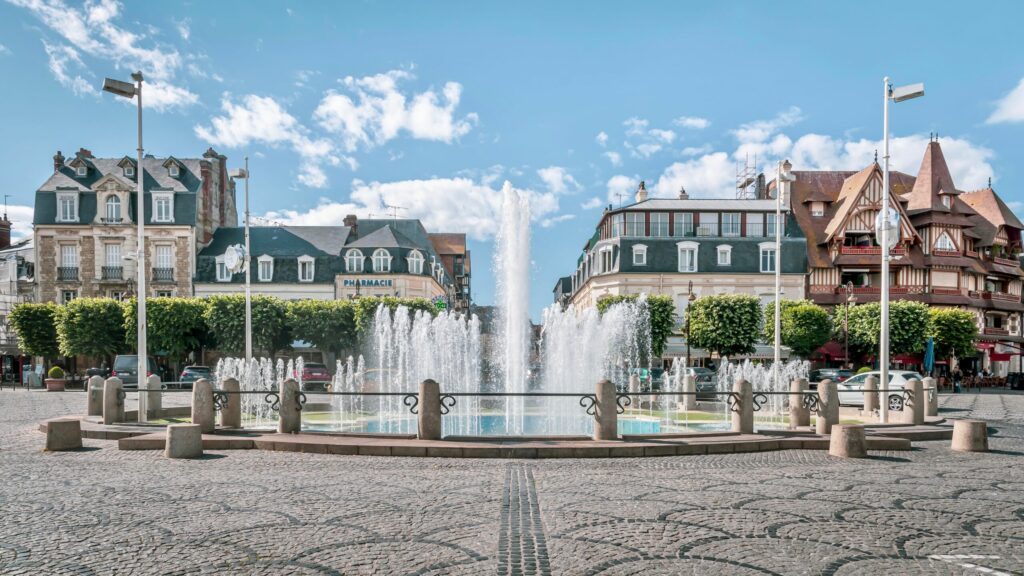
left=789, top=139, right=1023, bottom=374
left=32, top=148, right=237, bottom=303
left=559, top=181, right=808, bottom=314
left=193, top=215, right=465, bottom=308
left=0, top=217, right=34, bottom=382
left=429, top=233, right=472, bottom=311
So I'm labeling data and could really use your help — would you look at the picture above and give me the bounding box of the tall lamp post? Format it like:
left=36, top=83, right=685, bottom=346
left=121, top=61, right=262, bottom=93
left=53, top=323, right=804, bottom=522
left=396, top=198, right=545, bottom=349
left=685, top=280, right=696, bottom=368
left=843, top=281, right=856, bottom=367
left=774, top=161, right=796, bottom=390
left=879, top=77, right=925, bottom=423
left=103, top=72, right=148, bottom=421
left=230, top=159, right=252, bottom=363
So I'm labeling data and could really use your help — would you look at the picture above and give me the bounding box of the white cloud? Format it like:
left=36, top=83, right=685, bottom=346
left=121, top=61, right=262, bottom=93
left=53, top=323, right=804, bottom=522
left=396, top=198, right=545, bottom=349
left=651, top=153, right=734, bottom=199
left=0, top=44, right=11, bottom=55
left=294, top=69, right=319, bottom=88
left=987, top=78, right=1024, bottom=124
left=681, top=144, right=713, bottom=156
left=541, top=214, right=576, bottom=228
left=605, top=174, right=639, bottom=205
left=623, top=117, right=648, bottom=136
left=629, top=142, right=662, bottom=158
left=11, top=0, right=199, bottom=110
left=595, top=131, right=609, bottom=147
left=673, top=116, right=710, bottom=130
left=537, top=166, right=580, bottom=195
left=648, top=129, right=676, bottom=144
left=6, top=205, right=35, bottom=239
left=581, top=197, right=604, bottom=210
left=263, top=178, right=564, bottom=241
left=603, top=151, right=622, bottom=166
left=314, top=69, right=477, bottom=152
left=175, top=18, right=190, bottom=41
left=733, top=106, right=804, bottom=145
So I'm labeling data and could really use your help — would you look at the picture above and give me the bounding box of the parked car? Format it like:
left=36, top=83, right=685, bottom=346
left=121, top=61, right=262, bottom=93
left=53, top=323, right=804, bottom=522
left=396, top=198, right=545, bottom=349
left=111, top=355, right=158, bottom=388
left=679, top=367, right=719, bottom=400
left=301, top=362, right=332, bottom=391
left=85, top=366, right=111, bottom=379
left=808, top=368, right=854, bottom=390
left=834, top=370, right=923, bottom=411
left=178, top=366, right=212, bottom=389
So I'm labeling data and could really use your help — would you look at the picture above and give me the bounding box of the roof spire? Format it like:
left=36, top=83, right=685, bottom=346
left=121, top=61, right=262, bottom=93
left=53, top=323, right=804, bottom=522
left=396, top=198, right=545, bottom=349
left=988, top=176, right=992, bottom=189
left=874, top=149, right=878, bottom=163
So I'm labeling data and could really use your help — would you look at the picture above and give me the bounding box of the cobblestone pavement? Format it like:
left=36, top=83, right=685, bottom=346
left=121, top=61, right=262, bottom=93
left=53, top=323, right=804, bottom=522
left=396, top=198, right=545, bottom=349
left=1, top=390, right=1022, bottom=575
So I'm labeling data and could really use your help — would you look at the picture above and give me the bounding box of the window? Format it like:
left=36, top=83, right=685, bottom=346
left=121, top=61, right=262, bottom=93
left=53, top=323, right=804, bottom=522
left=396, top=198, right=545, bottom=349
left=215, top=256, right=231, bottom=282
left=650, top=213, right=669, bottom=237
left=935, top=232, right=956, bottom=252
left=61, top=290, right=77, bottom=304
left=346, top=249, right=364, bottom=272
left=60, top=245, right=78, bottom=268
left=722, top=213, right=741, bottom=236
left=810, top=202, right=825, bottom=217
left=257, top=256, right=273, bottom=282
left=156, top=290, right=173, bottom=298
left=105, top=195, right=121, bottom=222
left=766, top=213, right=782, bottom=237
left=105, top=243, right=121, bottom=267
left=674, top=213, right=694, bottom=237
left=941, top=195, right=951, bottom=209
left=124, top=165, right=135, bottom=178
left=372, top=248, right=392, bottom=273
left=599, top=247, right=614, bottom=273
left=298, top=256, right=315, bottom=282
left=153, top=193, right=173, bottom=223
left=57, top=193, right=78, bottom=222
left=624, top=213, right=645, bottom=236
left=610, top=214, right=624, bottom=237
left=76, top=165, right=87, bottom=177
left=759, top=242, right=776, bottom=273
left=677, top=241, right=698, bottom=273
left=155, top=244, right=173, bottom=270
left=108, top=291, right=126, bottom=300
left=717, top=245, right=732, bottom=266
left=407, top=250, right=424, bottom=274
left=632, top=244, right=647, bottom=266
left=168, top=164, right=180, bottom=177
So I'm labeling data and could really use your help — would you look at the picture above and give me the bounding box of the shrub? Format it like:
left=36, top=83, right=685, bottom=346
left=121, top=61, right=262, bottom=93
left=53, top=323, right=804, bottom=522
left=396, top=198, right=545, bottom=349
left=47, top=366, right=65, bottom=379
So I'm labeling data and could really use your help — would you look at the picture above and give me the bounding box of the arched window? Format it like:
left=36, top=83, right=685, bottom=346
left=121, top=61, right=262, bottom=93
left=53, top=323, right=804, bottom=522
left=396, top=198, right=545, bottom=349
left=346, top=249, right=364, bottom=273
left=407, top=250, right=424, bottom=274
left=105, top=195, right=121, bottom=222
left=373, top=248, right=392, bottom=273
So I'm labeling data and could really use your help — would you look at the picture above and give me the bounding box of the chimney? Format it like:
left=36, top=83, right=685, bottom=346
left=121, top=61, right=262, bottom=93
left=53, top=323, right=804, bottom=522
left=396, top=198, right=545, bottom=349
left=343, top=214, right=358, bottom=237
left=53, top=151, right=65, bottom=173
left=635, top=180, right=648, bottom=203
left=677, top=185, right=688, bottom=200
left=76, top=147, right=93, bottom=159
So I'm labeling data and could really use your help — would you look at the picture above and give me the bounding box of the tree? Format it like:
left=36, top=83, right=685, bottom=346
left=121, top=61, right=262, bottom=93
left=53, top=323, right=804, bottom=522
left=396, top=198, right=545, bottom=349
left=353, top=296, right=437, bottom=337
left=9, top=302, right=60, bottom=360
left=837, top=300, right=930, bottom=358
left=688, top=294, right=762, bottom=358
left=203, top=295, right=291, bottom=358
left=287, top=299, right=358, bottom=362
left=123, top=297, right=210, bottom=363
left=928, top=308, right=978, bottom=360
left=595, top=294, right=676, bottom=358
left=55, top=298, right=127, bottom=362
left=763, top=299, right=833, bottom=358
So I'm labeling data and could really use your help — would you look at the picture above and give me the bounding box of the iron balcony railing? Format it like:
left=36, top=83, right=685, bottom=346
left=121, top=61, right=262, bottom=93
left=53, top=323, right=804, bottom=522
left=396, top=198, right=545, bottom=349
left=57, top=267, right=79, bottom=281
left=152, top=268, right=175, bottom=282
left=101, top=266, right=123, bottom=280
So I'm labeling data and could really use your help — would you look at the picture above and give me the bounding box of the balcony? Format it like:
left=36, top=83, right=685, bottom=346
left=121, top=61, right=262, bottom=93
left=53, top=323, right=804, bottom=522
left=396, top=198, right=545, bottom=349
left=992, top=256, right=1020, bottom=268
left=101, top=266, right=123, bottom=280
left=57, top=267, right=79, bottom=281
left=152, top=268, right=175, bottom=282
left=932, top=249, right=960, bottom=257
left=931, top=287, right=965, bottom=296
left=978, top=291, right=1019, bottom=302
left=100, top=217, right=124, bottom=225
left=984, top=327, right=1010, bottom=336
left=839, top=245, right=907, bottom=255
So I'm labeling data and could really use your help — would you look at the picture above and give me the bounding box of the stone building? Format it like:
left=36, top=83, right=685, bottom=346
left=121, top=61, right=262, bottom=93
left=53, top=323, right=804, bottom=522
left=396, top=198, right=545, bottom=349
left=429, top=233, right=472, bottom=311
left=32, top=148, right=236, bottom=303
left=0, top=216, right=34, bottom=382
left=788, top=139, right=1023, bottom=374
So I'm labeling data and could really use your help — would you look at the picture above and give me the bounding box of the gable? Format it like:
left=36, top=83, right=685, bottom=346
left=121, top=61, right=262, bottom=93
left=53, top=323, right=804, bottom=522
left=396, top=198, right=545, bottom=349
left=825, top=167, right=918, bottom=244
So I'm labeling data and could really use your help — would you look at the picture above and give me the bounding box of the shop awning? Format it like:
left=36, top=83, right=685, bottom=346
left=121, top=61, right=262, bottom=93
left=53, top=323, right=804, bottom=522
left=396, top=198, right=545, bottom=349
left=990, top=352, right=1014, bottom=362
left=812, top=341, right=846, bottom=360
left=893, top=354, right=922, bottom=363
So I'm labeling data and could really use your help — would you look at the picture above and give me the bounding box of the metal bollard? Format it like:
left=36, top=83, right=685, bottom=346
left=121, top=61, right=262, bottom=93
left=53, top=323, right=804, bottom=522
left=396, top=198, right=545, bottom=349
left=87, top=375, right=105, bottom=417
left=102, top=377, right=125, bottom=425
left=816, top=379, right=838, bottom=435
left=923, top=377, right=938, bottom=417
left=417, top=379, right=442, bottom=440
left=593, top=379, right=618, bottom=441
left=864, top=376, right=879, bottom=413
left=731, top=379, right=753, bottom=434
left=220, top=378, right=242, bottom=429
left=900, top=379, right=924, bottom=425
left=278, top=379, right=301, bottom=434
left=191, top=378, right=216, bottom=434
left=789, top=378, right=809, bottom=429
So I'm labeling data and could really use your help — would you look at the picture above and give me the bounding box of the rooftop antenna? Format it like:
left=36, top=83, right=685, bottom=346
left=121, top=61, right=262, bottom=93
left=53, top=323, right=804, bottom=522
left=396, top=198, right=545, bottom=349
left=2, top=194, right=8, bottom=220
left=383, top=204, right=406, bottom=220
left=614, top=192, right=625, bottom=208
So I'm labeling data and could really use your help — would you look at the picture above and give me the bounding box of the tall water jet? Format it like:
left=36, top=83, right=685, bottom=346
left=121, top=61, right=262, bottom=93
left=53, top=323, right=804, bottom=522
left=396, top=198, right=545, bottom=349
left=494, top=182, right=531, bottom=433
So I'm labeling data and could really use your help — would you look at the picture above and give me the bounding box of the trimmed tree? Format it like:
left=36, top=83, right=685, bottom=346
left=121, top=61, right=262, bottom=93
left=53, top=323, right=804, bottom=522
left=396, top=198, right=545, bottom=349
left=203, top=294, right=292, bottom=358
left=123, top=297, right=210, bottom=363
left=927, top=308, right=978, bottom=360
left=688, top=294, right=762, bottom=358
left=763, top=299, right=833, bottom=358
left=287, top=299, right=358, bottom=363
left=595, top=294, right=675, bottom=358
left=54, top=298, right=127, bottom=363
left=838, top=300, right=931, bottom=358
left=9, top=302, right=60, bottom=361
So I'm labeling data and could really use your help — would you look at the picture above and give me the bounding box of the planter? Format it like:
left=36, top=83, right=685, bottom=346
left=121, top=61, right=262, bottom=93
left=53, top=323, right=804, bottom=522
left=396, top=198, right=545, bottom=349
left=45, top=378, right=66, bottom=392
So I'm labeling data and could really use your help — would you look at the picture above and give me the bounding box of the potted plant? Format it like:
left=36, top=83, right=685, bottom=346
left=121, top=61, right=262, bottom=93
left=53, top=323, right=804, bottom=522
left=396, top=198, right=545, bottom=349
left=45, top=366, right=66, bottom=392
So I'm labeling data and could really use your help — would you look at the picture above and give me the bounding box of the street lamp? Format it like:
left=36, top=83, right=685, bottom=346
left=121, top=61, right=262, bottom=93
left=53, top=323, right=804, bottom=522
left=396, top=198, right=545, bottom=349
left=230, top=159, right=252, bottom=364
left=844, top=281, right=856, bottom=367
left=879, top=77, right=924, bottom=423
left=685, top=280, right=696, bottom=368
left=774, top=160, right=796, bottom=390
left=103, top=71, right=148, bottom=421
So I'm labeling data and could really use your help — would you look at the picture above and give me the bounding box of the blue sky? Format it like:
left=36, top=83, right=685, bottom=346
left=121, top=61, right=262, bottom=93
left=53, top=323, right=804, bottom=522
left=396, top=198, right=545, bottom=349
left=2, top=0, right=1024, bottom=319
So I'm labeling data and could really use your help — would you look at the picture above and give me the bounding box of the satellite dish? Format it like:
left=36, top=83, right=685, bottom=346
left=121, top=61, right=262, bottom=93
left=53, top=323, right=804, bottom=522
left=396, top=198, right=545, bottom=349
left=224, top=244, right=245, bottom=273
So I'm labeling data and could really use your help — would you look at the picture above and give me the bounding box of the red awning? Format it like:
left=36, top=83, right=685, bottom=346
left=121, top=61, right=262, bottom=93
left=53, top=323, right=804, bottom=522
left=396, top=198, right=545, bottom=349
left=813, top=341, right=846, bottom=360
left=893, top=354, right=922, bottom=363
left=977, top=342, right=996, bottom=350
left=990, top=353, right=1014, bottom=361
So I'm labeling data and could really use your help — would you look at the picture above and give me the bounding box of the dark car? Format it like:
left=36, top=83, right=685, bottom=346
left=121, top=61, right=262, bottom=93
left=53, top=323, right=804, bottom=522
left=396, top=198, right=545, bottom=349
left=809, top=368, right=854, bottom=390
left=685, top=367, right=719, bottom=400
left=178, top=366, right=212, bottom=389
left=301, top=362, right=332, bottom=391
left=111, top=355, right=158, bottom=388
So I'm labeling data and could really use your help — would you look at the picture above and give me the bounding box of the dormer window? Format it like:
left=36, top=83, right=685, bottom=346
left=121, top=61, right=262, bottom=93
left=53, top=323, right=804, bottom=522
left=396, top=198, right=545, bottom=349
left=372, top=248, right=392, bottom=273
left=810, top=202, right=825, bottom=217
left=76, top=165, right=87, bottom=177
left=168, top=164, right=180, bottom=177
left=153, top=193, right=174, bottom=223
left=941, top=195, right=951, bottom=209
left=257, top=255, right=274, bottom=282
left=105, top=195, right=121, bottom=223
left=57, top=192, right=78, bottom=222
left=298, top=255, right=315, bottom=282
left=124, top=165, right=135, bottom=178
left=407, top=250, right=424, bottom=274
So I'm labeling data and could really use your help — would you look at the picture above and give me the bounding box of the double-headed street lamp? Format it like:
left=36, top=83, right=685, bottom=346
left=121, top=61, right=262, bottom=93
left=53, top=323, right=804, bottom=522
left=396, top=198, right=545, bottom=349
left=879, top=77, right=924, bottom=423
left=230, top=159, right=253, bottom=363
left=103, top=72, right=148, bottom=421
left=773, top=160, right=796, bottom=390
left=843, top=281, right=856, bottom=367
left=685, top=280, right=696, bottom=368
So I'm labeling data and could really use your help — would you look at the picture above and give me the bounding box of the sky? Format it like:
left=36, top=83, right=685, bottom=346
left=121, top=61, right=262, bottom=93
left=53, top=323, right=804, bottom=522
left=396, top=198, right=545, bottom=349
left=2, top=0, right=1024, bottom=319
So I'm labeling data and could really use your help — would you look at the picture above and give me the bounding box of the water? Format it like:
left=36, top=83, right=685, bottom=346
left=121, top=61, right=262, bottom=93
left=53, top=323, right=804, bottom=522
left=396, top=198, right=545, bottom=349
left=494, top=182, right=532, bottom=433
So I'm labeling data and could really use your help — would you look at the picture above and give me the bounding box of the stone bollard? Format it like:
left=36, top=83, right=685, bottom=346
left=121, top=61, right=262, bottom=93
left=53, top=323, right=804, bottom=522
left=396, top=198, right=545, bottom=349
left=628, top=374, right=641, bottom=408
left=220, top=378, right=242, bottom=429
left=923, top=377, right=938, bottom=417
left=594, top=379, right=619, bottom=441
left=789, top=378, right=809, bottom=429
left=731, top=379, right=754, bottom=434
left=102, top=377, right=125, bottom=425
left=191, top=378, right=216, bottom=434
left=829, top=424, right=867, bottom=458
left=816, top=380, right=839, bottom=435
left=87, top=376, right=105, bottom=417
left=45, top=419, right=83, bottom=451
left=417, top=379, right=442, bottom=440
left=145, top=375, right=162, bottom=420
left=278, top=378, right=302, bottom=434
left=165, top=423, right=203, bottom=459
left=681, top=374, right=698, bottom=411
left=951, top=419, right=988, bottom=452
left=863, top=376, right=879, bottom=414
left=900, top=379, right=924, bottom=425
